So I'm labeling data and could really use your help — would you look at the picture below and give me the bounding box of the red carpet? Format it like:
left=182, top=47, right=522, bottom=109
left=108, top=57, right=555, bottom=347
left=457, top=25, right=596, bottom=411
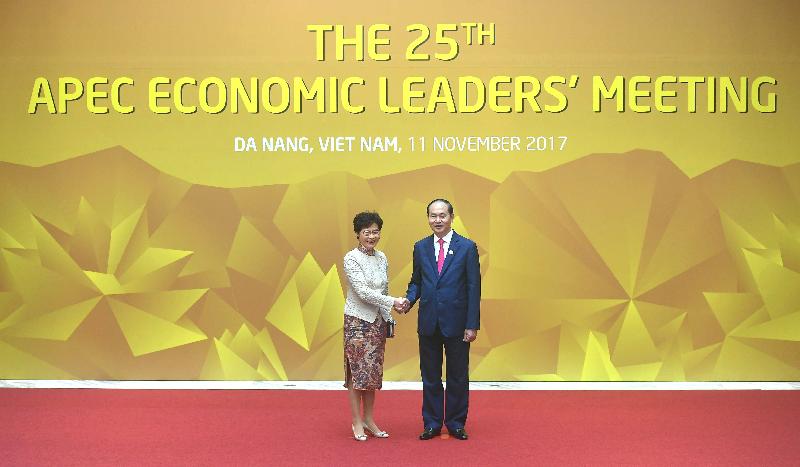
left=2, top=389, right=799, bottom=465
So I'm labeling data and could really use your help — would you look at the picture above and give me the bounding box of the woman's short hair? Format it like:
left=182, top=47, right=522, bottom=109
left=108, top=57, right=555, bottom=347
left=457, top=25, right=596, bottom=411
left=353, top=211, right=383, bottom=234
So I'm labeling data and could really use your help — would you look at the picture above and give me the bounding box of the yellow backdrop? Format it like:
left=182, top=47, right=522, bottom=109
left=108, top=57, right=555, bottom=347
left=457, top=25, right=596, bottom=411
left=0, top=1, right=798, bottom=380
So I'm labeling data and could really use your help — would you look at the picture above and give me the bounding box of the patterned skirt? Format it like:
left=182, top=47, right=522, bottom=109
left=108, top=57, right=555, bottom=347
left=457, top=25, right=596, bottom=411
left=343, top=314, right=386, bottom=391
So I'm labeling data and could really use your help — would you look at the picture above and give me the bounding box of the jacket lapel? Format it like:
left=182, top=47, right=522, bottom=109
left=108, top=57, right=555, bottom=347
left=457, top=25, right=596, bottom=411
left=424, top=235, right=438, bottom=276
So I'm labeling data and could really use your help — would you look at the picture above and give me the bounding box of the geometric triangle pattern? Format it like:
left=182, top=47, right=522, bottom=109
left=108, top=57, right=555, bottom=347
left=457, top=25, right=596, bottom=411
left=0, top=147, right=798, bottom=380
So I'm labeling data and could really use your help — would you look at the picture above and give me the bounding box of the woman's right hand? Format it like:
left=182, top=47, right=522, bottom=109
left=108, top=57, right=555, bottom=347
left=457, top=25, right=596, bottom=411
left=393, top=297, right=409, bottom=313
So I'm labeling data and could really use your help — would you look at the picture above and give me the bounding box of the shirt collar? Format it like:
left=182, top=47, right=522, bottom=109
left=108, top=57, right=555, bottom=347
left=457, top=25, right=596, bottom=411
left=434, top=229, right=454, bottom=245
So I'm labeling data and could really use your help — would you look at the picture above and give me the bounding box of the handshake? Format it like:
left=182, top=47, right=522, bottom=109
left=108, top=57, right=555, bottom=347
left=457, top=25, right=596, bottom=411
left=393, top=297, right=411, bottom=313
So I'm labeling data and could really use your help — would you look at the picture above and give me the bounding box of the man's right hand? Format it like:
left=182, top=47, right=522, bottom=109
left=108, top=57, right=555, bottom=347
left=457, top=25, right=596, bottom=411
left=393, top=297, right=410, bottom=313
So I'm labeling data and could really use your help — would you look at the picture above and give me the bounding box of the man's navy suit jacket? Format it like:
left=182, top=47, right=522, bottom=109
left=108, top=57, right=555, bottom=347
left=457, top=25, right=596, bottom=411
left=406, top=231, right=481, bottom=338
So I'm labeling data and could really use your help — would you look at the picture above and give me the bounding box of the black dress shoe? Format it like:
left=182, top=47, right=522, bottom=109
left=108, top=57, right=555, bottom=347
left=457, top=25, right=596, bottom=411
left=419, top=427, right=441, bottom=440
left=450, top=428, right=468, bottom=440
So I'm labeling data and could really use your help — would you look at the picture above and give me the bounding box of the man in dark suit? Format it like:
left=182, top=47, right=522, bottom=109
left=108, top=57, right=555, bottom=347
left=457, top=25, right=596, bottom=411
left=399, top=198, right=481, bottom=441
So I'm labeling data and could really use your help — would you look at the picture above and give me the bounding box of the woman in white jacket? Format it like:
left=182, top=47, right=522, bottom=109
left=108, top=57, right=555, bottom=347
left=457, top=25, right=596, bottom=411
left=343, top=211, right=406, bottom=441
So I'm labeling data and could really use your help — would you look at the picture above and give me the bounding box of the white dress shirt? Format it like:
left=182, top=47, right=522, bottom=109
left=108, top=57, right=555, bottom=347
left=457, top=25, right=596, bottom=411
left=433, top=229, right=454, bottom=261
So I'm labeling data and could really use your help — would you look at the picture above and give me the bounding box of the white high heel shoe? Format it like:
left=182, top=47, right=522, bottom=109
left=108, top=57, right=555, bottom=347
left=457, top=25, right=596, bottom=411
left=364, top=425, right=389, bottom=438
left=352, top=425, right=367, bottom=441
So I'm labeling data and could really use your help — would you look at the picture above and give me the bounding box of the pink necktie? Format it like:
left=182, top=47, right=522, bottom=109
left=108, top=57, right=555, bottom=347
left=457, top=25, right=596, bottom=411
left=437, top=238, right=445, bottom=274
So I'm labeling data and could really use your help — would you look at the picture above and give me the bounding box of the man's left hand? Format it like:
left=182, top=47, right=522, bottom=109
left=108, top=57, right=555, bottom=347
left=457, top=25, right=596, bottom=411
left=463, top=329, right=478, bottom=343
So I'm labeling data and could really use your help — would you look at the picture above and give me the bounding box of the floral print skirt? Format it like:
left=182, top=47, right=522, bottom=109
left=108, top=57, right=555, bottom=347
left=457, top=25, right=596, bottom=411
left=344, top=314, right=386, bottom=390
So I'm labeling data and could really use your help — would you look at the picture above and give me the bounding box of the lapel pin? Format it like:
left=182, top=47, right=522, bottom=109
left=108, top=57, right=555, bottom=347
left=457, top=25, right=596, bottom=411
left=448, top=250, right=454, bottom=255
